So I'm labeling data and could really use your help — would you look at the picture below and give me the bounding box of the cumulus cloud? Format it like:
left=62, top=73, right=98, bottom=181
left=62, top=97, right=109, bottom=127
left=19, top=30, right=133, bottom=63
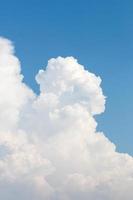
left=0, top=37, right=133, bottom=200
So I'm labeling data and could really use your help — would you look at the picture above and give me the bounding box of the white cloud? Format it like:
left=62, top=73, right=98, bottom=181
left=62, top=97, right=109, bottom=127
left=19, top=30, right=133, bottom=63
left=0, top=37, right=133, bottom=200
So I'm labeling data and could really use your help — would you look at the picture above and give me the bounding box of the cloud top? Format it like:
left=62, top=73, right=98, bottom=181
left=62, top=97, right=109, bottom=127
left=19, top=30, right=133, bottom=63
left=0, top=37, right=133, bottom=200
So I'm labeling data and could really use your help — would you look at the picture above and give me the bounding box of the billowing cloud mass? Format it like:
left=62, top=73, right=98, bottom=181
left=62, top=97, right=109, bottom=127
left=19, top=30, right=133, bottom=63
left=0, top=37, right=133, bottom=200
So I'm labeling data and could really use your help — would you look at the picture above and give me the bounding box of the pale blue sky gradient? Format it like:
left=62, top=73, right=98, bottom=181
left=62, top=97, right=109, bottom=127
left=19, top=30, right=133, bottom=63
left=0, top=0, right=133, bottom=154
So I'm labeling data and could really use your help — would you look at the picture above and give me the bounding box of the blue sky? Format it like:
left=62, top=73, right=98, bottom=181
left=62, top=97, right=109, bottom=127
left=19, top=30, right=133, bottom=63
left=0, top=0, right=133, bottom=155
